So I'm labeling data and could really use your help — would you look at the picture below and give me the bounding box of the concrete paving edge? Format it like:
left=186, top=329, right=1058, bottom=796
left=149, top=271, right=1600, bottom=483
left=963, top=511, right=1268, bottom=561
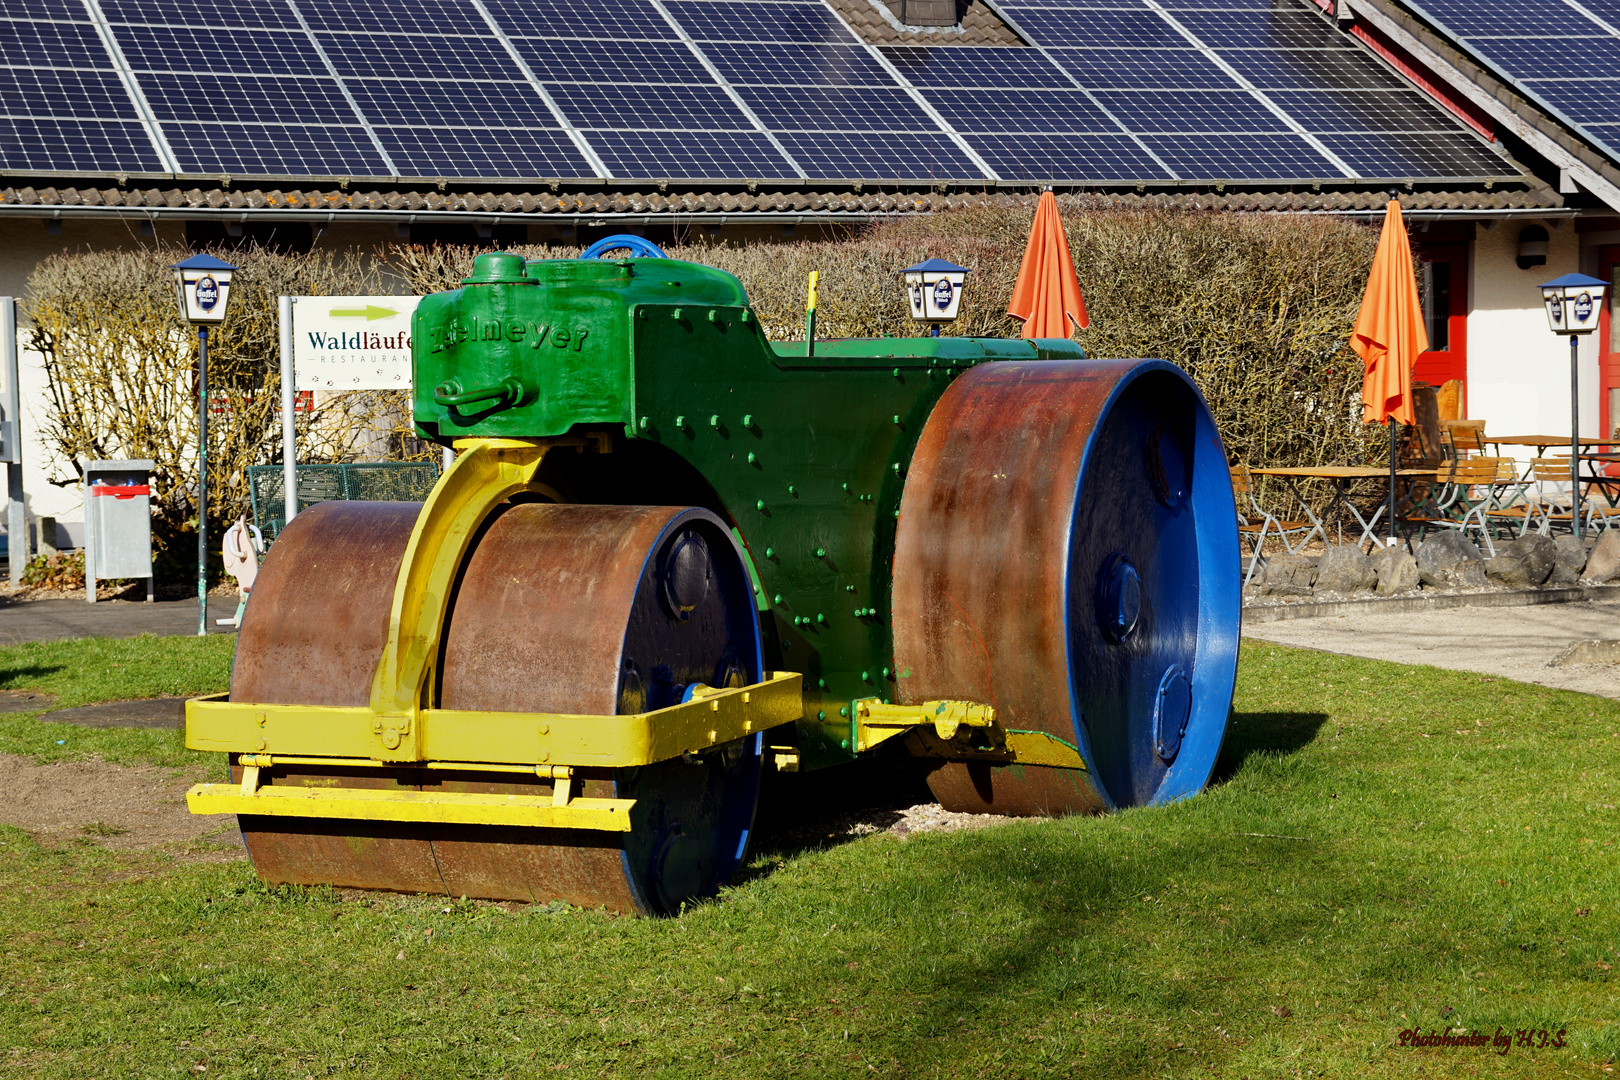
left=1243, top=584, right=1620, bottom=624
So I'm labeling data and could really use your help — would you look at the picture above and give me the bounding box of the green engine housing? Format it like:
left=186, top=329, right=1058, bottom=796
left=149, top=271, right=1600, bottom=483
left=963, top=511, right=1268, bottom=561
left=413, top=252, right=1083, bottom=770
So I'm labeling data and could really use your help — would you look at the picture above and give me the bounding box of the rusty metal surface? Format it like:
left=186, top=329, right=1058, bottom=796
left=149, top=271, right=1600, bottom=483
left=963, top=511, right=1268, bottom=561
left=227, top=500, right=760, bottom=913
left=923, top=761, right=1107, bottom=817
left=230, top=502, right=444, bottom=892
left=432, top=503, right=692, bottom=911
left=893, top=361, right=1130, bottom=814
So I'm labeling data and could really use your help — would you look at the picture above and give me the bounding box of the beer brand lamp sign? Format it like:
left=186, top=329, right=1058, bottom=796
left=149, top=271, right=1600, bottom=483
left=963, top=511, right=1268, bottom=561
left=170, top=254, right=237, bottom=635
left=1539, top=272, right=1611, bottom=539
left=902, top=258, right=970, bottom=336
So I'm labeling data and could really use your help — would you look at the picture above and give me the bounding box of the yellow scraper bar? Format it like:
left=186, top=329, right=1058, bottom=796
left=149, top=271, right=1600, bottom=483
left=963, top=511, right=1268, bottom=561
left=186, top=784, right=634, bottom=831
left=186, top=671, right=803, bottom=768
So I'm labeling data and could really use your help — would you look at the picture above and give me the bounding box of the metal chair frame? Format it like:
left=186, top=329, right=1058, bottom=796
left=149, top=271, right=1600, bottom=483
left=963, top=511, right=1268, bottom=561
left=1231, top=465, right=1318, bottom=588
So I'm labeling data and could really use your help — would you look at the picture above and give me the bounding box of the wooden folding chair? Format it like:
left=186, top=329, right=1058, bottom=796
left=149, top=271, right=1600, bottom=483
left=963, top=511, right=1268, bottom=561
left=1440, top=419, right=1487, bottom=459
left=1413, top=457, right=1509, bottom=555
left=1231, top=465, right=1317, bottom=588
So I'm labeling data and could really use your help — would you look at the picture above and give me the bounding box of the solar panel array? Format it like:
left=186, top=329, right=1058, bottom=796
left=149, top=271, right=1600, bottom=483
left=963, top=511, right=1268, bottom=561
left=0, top=0, right=1517, bottom=183
left=1399, top=0, right=1620, bottom=163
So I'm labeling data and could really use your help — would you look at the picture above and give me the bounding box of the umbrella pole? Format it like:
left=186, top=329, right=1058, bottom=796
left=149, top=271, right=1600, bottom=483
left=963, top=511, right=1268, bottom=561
left=1387, top=417, right=1397, bottom=545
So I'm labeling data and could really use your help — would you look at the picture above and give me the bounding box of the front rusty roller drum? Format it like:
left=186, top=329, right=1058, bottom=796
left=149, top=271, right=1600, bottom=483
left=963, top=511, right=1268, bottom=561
left=892, top=359, right=1240, bottom=815
left=229, top=500, right=764, bottom=914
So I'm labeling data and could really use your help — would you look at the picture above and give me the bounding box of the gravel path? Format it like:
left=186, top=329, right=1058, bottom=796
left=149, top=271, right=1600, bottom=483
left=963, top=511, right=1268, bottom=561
left=1244, top=598, right=1620, bottom=699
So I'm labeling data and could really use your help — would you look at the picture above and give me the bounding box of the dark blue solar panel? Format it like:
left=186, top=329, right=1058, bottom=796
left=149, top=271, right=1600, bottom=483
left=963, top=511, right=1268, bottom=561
left=1584, top=0, right=1620, bottom=23
left=0, top=117, right=163, bottom=171
left=114, top=26, right=326, bottom=75
left=319, top=33, right=523, bottom=80
left=1267, top=89, right=1462, bottom=132
left=586, top=129, right=798, bottom=178
left=0, top=68, right=137, bottom=119
left=139, top=73, right=362, bottom=125
left=708, top=42, right=890, bottom=85
left=966, top=132, right=1174, bottom=179
left=775, top=130, right=985, bottom=179
left=347, top=80, right=556, bottom=125
left=1221, top=47, right=1408, bottom=89
left=1141, top=133, right=1341, bottom=178
left=881, top=46, right=1073, bottom=89
left=0, top=20, right=112, bottom=67
left=162, top=122, right=388, bottom=173
left=1001, top=9, right=1187, bottom=47
left=297, top=0, right=485, bottom=35
left=736, top=85, right=930, bottom=130
left=1316, top=132, right=1511, bottom=177
left=1157, top=0, right=1306, bottom=7
left=1402, top=0, right=1597, bottom=38
left=513, top=39, right=711, bottom=83
left=664, top=1, right=857, bottom=44
left=931, top=89, right=1119, bottom=133
left=550, top=82, right=752, bottom=128
left=378, top=126, right=594, bottom=176
left=1093, top=90, right=1289, bottom=132
left=1473, top=37, right=1620, bottom=79
left=1046, top=47, right=1237, bottom=89
left=1168, top=10, right=1350, bottom=49
left=485, top=0, right=676, bottom=39
left=1525, top=80, right=1620, bottom=124
left=100, top=0, right=288, bottom=28
left=3, top=0, right=91, bottom=17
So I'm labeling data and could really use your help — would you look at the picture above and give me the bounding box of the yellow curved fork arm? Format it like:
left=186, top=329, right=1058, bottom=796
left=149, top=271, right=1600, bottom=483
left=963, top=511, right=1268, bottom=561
left=367, top=437, right=551, bottom=760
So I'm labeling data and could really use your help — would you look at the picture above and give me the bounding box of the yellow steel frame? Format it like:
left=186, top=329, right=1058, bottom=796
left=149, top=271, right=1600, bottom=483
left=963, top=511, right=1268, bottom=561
left=851, top=698, right=1088, bottom=772
left=186, top=672, right=803, bottom=766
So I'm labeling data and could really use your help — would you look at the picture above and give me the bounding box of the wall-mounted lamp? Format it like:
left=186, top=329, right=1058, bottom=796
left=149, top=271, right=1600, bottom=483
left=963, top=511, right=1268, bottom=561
left=1516, top=224, right=1549, bottom=270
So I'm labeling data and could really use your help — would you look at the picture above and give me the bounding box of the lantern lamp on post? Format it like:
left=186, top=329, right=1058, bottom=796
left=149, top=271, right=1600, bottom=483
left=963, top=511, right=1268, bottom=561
left=902, top=258, right=970, bottom=336
left=170, top=253, right=236, bottom=635
left=1539, top=271, right=1610, bottom=539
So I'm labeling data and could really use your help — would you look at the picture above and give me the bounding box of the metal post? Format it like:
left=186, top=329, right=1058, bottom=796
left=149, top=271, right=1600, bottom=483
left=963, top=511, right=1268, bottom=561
left=279, top=296, right=297, bottom=529
left=1, top=298, right=22, bottom=587
left=197, top=326, right=209, bottom=636
left=1571, top=332, right=1583, bottom=539
left=1387, top=417, right=1398, bottom=544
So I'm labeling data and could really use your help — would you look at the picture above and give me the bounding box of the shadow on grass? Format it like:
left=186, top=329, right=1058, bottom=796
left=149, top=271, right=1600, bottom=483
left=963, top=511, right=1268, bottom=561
left=741, top=754, right=935, bottom=875
left=0, top=664, right=65, bottom=689
left=1209, top=709, right=1330, bottom=787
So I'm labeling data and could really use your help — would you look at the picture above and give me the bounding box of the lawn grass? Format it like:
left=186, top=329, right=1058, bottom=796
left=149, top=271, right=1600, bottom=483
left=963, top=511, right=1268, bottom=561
left=0, top=634, right=235, bottom=768
left=2, top=639, right=1617, bottom=1078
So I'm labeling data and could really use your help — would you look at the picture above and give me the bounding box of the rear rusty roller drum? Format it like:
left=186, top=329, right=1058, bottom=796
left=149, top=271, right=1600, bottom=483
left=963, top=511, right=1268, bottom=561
left=231, top=500, right=763, bottom=914
left=892, top=359, right=1240, bottom=815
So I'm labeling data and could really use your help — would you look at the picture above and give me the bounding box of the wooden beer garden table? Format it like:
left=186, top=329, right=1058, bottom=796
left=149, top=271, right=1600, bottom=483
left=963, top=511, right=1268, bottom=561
left=1247, top=465, right=1440, bottom=548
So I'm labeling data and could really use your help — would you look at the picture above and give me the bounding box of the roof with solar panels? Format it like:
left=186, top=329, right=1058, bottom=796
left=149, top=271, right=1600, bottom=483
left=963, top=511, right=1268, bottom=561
left=3, top=0, right=1618, bottom=219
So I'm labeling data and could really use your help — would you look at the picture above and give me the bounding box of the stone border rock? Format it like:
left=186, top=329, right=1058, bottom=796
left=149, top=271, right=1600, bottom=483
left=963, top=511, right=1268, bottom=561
left=1244, top=583, right=1620, bottom=623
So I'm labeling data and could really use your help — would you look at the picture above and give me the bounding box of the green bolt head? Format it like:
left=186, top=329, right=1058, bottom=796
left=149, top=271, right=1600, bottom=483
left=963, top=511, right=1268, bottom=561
left=892, top=414, right=901, bottom=425
left=882, top=667, right=891, bottom=678
left=638, top=416, right=649, bottom=430
left=747, top=451, right=757, bottom=464
left=755, top=498, right=765, bottom=511
left=709, top=414, right=720, bottom=428
left=817, top=678, right=826, bottom=689
left=861, top=670, right=870, bottom=681
left=845, top=585, right=856, bottom=592
left=787, top=484, right=796, bottom=496
left=742, top=413, right=753, bottom=428
left=839, top=705, right=849, bottom=718
left=816, top=613, right=826, bottom=624
left=814, top=547, right=826, bottom=558
left=675, top=414, right=686, bottom=428
left=818, top=710, right=826, bottom=722
left=773, top=593, right=783, bottom=604
left=764, top=546, right=775, bottom=559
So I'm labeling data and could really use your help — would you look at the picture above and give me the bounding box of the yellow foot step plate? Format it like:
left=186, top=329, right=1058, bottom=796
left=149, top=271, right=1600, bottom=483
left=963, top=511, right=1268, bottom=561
left=186, top=784, right=635, bottom=831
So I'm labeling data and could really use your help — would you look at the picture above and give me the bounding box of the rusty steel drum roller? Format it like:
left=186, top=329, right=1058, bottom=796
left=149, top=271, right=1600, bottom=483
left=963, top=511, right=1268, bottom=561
left=892, top=359, right=1240, bottom=815
left=231, top=499, right=763, bottom=914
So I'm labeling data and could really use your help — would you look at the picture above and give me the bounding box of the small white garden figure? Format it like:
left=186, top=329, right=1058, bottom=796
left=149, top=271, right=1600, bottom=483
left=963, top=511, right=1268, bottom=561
left=220, top=516, right=263, bottom=628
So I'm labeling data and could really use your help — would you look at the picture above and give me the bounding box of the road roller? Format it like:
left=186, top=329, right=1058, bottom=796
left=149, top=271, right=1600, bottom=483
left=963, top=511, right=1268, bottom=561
left=184, top=248, right=1240, bottom=915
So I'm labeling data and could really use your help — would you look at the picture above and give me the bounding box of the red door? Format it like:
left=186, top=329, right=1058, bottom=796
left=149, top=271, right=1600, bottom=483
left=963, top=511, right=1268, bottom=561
left=1600, top=245, right=1620, bottom=448
left=1413, top=243, right=1469, bottom=411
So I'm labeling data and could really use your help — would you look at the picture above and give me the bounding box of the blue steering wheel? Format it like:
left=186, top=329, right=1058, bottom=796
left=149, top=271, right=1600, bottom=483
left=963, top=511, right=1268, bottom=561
left=581, top=234, right=669, bottom=260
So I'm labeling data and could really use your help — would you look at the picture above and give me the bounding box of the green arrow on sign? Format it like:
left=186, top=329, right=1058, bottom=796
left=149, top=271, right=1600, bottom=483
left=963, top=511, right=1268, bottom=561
left=328, top=304, right=400, bottom=321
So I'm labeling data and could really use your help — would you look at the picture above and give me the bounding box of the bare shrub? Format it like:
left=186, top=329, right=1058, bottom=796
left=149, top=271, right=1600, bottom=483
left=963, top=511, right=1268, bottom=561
left=24, top=245, right=419, bottom=582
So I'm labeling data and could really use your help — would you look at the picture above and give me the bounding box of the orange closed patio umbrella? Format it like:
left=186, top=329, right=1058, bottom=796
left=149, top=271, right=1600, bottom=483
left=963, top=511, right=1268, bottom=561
left=1008, top=190, right=1088, bottom=339
left=1351, top=199, right=1429, bottom=543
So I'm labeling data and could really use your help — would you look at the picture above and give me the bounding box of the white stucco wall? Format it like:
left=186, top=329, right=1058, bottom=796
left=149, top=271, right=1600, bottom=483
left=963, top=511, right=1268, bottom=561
left=1466, top=221, right=1601, bottom=444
